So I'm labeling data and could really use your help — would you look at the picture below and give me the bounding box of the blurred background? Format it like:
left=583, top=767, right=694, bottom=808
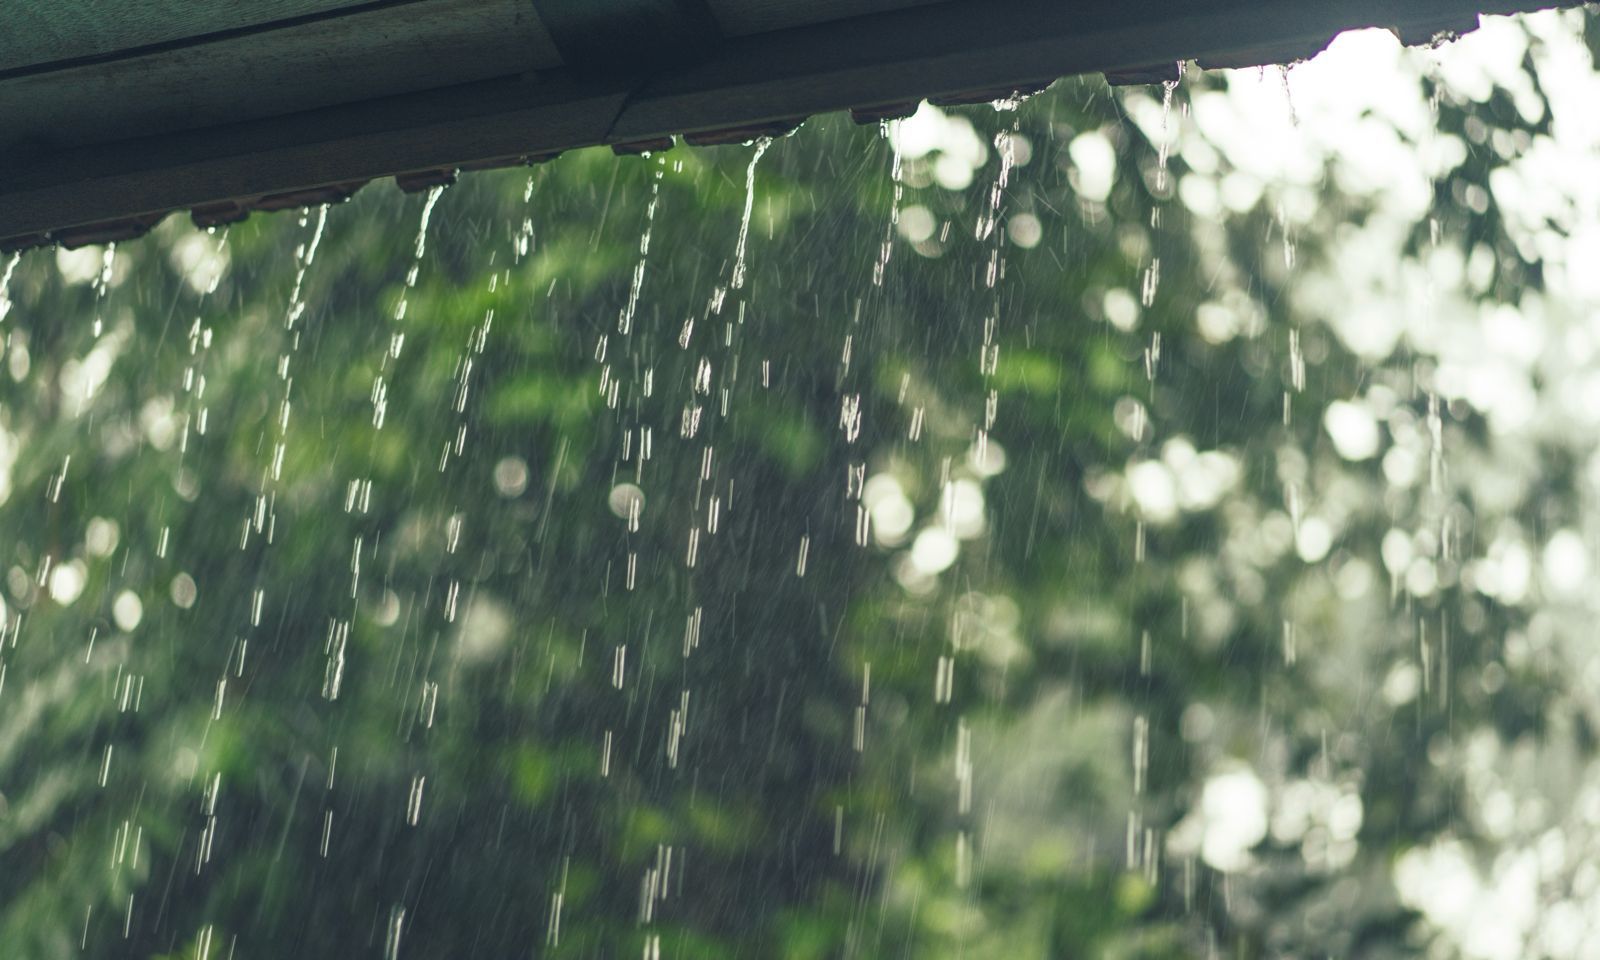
left=3, top=7, right=1600, bottom=958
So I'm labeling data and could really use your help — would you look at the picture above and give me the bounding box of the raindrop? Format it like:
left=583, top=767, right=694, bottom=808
left=0, top=252, right=19, bottom=322
left=730, top=138, right=773, bottom=291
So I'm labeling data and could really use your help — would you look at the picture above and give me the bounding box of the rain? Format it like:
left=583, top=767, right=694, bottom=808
left=4, top=7, right=1600, bottom=960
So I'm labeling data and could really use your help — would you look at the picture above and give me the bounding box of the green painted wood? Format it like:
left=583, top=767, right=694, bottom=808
left=0, top=0, right=376, bottom=72
left=0, top=0, right=559, bottom=155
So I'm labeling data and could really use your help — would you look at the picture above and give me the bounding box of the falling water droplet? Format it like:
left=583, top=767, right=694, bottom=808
left=1141, top=257, right=1161, bottom=307
left=1156, top=77, right=1179, bottom=192
left=873, top=121, right=905, bottom=286
left=384, top=906, right=406, bottom=960
left=730, top=138, right=772, bottom=291
left=0, top=251, right=19, bottom=323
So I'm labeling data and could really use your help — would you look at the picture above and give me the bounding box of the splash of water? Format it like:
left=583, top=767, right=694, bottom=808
left=1158, top=82, right=1177, bottom=189
left=91, top=243, right=116, bottom=338
left=975, top=128, right=1017, bottom=245
left=514, top=174, right=537, bottom=262
left=619, top=163, right=663, bottom=337
left=1278, top=64, right=1299, bottom=126
left=286, top=207, right=328, bottom=331
left=873, top=121, right=905, bottom=287
left=0, top=251, right=19, bottom=323
left=729, top=137, right=772, bottom=291
left=377, top=185, right=445, bottom=435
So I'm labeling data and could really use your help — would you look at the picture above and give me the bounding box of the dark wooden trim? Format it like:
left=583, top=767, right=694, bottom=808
left=0, top=0, right=442, bottom=81
left=533, top=0, right=722, bottom=71
left=0, top=0, right=1576, bottom=244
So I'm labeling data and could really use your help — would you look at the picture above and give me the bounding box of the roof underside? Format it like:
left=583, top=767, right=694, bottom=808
left=0, top=0, right=1576, bottom=249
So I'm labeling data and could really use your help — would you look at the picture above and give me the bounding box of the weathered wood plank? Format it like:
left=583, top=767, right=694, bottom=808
left=0, top=0, right=561, bottom=155
left=0, top=0, right=375, bottom=73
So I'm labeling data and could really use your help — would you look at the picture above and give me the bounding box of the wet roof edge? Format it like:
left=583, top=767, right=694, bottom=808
left=0, top=0, right=1577, bottom=248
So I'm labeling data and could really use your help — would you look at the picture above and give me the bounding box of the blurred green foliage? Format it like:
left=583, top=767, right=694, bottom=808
left=0, top=20, right=1586, bottom=959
